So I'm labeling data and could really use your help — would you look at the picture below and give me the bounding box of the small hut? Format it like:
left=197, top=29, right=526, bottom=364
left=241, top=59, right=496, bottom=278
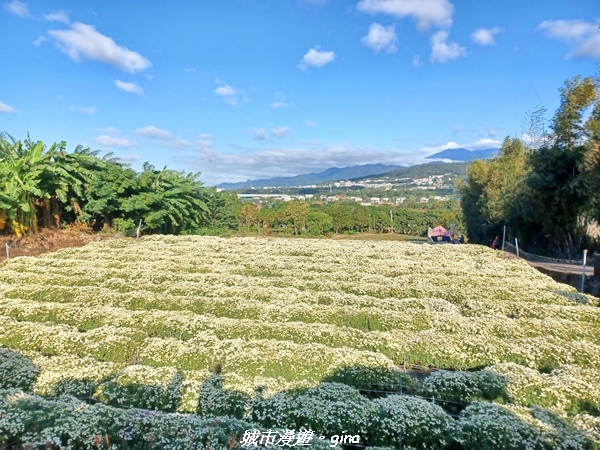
left=428, top=225, right=452, bottom=243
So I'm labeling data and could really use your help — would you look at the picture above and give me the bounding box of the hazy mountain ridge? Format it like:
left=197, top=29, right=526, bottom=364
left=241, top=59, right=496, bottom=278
left=354, top=161, right=470, bottom=181
left=216, top=148, right=499, bottom=189
left=216, top=164, right=402, bottom=189
left=425, top=147, right=499, bottom=161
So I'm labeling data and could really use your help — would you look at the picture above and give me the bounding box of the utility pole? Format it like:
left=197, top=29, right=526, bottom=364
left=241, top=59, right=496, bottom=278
left=390, top=209, right=394, bottom=232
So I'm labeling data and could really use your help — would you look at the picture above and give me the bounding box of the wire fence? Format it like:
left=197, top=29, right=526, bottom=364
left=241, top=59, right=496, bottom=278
left=503, top=241, right=593, bottom=266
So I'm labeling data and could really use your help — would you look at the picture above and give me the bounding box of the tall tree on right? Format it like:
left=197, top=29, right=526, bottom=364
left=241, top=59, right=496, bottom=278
left=518, top=76, right=599, bottom=257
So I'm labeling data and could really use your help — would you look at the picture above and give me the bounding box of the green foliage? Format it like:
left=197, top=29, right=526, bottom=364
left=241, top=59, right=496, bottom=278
left=238, top=202, right=259, bottom=233
left=0, top=135, right=215, bottom=237
left=199, top=189, right=240, bottom=231
left=326, top=201, right=355, bottom=233
left=459, top=138, right=528, bottom=244
left=306, top=211, right=333, bottom=235
left=282, top=200, right=311, bottom=235
left=112, top=217, right=137, bottom=235
left=460, top=75, right=600, bottom=255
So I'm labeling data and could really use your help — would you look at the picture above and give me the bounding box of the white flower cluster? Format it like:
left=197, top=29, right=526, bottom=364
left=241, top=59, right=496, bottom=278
left=0, top=235, right=599, bottom=447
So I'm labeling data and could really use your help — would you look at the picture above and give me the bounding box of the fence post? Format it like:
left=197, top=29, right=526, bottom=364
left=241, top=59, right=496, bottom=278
left=581, top=249, right=587, bottom=293
left=515, top=238, right=519, bottom=258
left=136, top=219, right=142, bottom=240
left=501, top=225, right=506, bottom=251
left=5, top=243, right=9, bottom=260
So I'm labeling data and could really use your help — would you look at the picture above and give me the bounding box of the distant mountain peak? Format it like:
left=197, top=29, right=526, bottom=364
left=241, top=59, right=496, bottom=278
left=425, top=147, right=498, bottom=161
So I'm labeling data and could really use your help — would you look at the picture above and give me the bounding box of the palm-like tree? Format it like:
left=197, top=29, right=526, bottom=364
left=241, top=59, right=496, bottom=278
left=0, top=134, right=48, bottom=235
left=124, top=164, right=209, bottom=234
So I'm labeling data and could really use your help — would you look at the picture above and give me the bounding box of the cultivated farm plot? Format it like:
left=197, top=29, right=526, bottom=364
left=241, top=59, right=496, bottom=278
left=1, top=235, right=599, bottom=449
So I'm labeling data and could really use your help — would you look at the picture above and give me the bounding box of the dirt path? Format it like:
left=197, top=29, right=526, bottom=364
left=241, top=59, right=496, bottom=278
left=526, top=260, right=593, bottom=276
left=0, top=229, right=121, bottom=262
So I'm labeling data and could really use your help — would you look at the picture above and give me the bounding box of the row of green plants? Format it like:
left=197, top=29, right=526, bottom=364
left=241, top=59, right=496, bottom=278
left=0, top=369, right=596, bottom=449
left=460, top=75, right=600, bottom=257
left=1, top=345, right=597, bottom=449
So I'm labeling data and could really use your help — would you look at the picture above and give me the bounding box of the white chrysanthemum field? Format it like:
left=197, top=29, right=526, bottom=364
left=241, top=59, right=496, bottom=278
left=1, top=235, right=599, bottom=449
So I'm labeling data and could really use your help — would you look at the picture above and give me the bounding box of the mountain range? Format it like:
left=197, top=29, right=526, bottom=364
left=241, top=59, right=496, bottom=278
left=425, top=147, right=499, bottom=161
left=216, top=164, right=402, bottom=189
left=216, top=148, right=499, bottom=189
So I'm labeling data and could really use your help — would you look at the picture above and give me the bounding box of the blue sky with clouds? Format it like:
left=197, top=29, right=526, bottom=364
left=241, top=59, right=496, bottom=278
left=1, top=0, right=599, bottom=185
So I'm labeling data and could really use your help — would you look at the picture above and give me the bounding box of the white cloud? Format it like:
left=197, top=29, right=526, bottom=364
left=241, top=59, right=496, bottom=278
left=298, top=47, right=336, bottom=70
left=470, top=138, right=502, bottom=149
left=271, top=91, right=290, bottom=109
left=96, top=135, right=136, bottom=148
left=181, top=143, right=423, bottom=184
left=362, top=23, right=398, bottom=53
left=412, top=55, right=422, bottom=67
left=537, top=19, right=600, bottom=60
left=253, top=126, right=292, bottom=140
left=429, top=30, right=467, bottom=63
left=117, top=153, right=141, bottom=163
left=305, top=120, right=317, bottom=127
left=357, top=0, right=454, bottom=31
left=471, top=27, right=503, bottom=46
left=99, top=127, right=121, bottom=135
left=44, top=10, right=69, bottom=23
left=4, top=0, right=28, bottom=17
left=253, top=128, right=268, bottom=140
left=135, top=125, right=173, bottom=139
left=48, top=22, right=151, bottom=73
left=184, top=67, right=197, bottom=73
left=271, top=126, right=291, bottom=138
left=69, top=105, right=97, bottom=115
left=166, top=138, right=191, bottom=150
left=135, top=125, right=191, bottom=149
left=33, top=36, right=47, bottom=46
left=537, top=19, right=597, bottom=40
left=0, top=101, right=16, bottom=113
left=421, top=141, right=460, bottom=155
left=115, top=80, right=144, bottom=95
left=215, top=83, right=238, bottom=106
left=421, top=139, right=501, bottom=155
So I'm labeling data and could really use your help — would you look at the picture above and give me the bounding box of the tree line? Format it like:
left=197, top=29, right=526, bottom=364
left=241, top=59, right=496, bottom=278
left=237, top=199, right=463, bottom=237
left=460, top=76, right=600, bottom=258
left=0, top=135, right=210, bottom=236
left=0, top=133, right=463, bottom=238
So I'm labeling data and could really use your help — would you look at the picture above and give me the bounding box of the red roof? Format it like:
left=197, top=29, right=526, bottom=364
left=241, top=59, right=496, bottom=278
left=430, top=225, right=451, bottom=237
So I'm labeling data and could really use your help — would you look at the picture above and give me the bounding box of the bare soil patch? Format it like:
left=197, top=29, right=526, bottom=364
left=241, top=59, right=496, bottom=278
left=0, top=229, right=122, bottom=262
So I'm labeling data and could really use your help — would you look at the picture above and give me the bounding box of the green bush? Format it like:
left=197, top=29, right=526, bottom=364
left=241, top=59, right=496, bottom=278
left=423, top=370, right=509, bottom=408
left=0, top=348, right=39, bottom=392
left=112, top=217, right=137, bottom=235
left=252, top=382, right=374, bottom=437
left=368, top=395, right=457, bottom=448
left=458, top=403, right=545, bottom=450
left=197, top=375, right=249, bottom=418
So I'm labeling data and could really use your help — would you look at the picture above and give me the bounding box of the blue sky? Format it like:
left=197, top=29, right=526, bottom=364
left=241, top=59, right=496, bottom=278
left=1, top=0, right=599, bottom=185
